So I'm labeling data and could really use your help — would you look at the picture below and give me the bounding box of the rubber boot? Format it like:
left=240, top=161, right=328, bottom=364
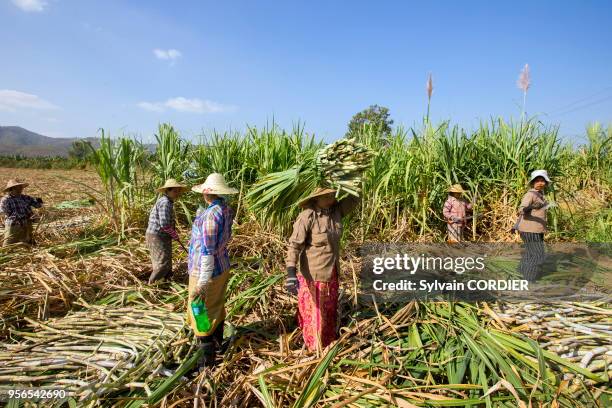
left=197, top=339, right=216, bottom=369
left=213, top=320, right=226, bottom=354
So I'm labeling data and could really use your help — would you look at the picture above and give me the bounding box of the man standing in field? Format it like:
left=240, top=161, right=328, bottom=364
left=0, top=179, right=43, bottom=247
left=146, top=179, right=188, bottom=284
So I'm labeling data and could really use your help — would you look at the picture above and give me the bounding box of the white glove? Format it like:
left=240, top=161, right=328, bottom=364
left=197, top=255, right=214, bottom=288
left=543, top=202, right=557, bottom=210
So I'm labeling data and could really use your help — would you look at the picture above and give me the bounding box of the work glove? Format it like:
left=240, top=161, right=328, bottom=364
left=35, top=197, right=43, bottom=204
left=543, top=202, right=557, bottom=210
left=161, top=225, right=179, bottom=241
left=195, top=255, right=214, bottom=298
left=285, top=266, right=299, bottom=295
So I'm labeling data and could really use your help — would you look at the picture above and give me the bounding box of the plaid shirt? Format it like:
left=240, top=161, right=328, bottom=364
left=146, top=195, right=175, bottom=236
left=443, top=195, right=472, bottom=225
left=0, top=194, right=42, bottom=226
left=188, top=198, right=234, bottom=278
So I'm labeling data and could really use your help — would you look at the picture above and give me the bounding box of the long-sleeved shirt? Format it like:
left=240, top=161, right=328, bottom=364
left=146, top=195, right=175, bottom=237
left=443, top=195, right=472, bottom=225
left=517, top=189, right=548, bottom=233
left=286, top=195, right=359, bottom=282
left=0, top=194, right=42, bottom=226
left=188, top=198, right=234, bottom=279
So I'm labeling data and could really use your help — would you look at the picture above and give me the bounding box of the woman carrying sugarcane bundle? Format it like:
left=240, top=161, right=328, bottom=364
left=146, top=179, right=188, bottom=284
left=187, top=173, right=237, bottom=368
left=442, top=184, right=473, bottom=243
left=285, top=187, right=359, bottom=352
left=513, top=170, right=554, bottom=281
left=0, top=179, right=43, bottom=247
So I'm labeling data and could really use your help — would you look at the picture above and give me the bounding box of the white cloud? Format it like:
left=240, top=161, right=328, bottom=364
left=12, top=0, right=47, bottom=12
left=0, top=90, right=59, bottom=112
left=137, top=97, right=236, bottom=114
left=153, top=48, right=182, bottom=63
left=137, top=101, right=165, bottom=112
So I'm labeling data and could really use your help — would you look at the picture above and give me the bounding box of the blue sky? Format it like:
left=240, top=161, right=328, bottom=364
left=1, top=0, right=611, bottom=143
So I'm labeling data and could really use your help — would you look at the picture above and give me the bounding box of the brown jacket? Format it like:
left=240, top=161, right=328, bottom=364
left=517, top=189, right=548, bottom=233
left=286, top=196, right=359, bottom=282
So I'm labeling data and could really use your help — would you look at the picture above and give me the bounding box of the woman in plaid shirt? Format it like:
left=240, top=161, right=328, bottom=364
left=146, top=179, right=188, bottom=284
left=442, top=184, right=473, bottom=243
left=187, top=173, right=237, bottom=369
left=0, top=179, right=43, bottom=247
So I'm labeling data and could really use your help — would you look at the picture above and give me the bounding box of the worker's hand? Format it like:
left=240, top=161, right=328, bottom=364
left=35, top=197, right=43, bottom=204
left=286, top=266, right=299, bottom=295
left=161, top=226, right=179, bottom=241
left=194, top=282, right=208, bottom=298
left=543, top=201, right=557, bottom=210
left=285, top=277, right=299, bottom=295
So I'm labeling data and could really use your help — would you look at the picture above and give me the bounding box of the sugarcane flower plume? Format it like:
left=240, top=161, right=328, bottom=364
left=426, top=73, right=434, bottom=100
left=517, top=64, right=530, bottom=93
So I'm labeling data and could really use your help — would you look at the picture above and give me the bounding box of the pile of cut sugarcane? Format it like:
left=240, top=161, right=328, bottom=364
left=492, top=300, right=612, bottom=379
left=0, top=304, right=196, bottom=406
left=316, top=137, right=375, bottom=197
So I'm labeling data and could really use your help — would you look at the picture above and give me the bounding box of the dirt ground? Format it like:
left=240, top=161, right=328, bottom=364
left=0, top=167, right=101, bottom=206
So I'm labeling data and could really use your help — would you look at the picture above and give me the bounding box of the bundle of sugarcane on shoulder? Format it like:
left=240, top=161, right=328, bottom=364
left=247, top=136, right=376, bottom=352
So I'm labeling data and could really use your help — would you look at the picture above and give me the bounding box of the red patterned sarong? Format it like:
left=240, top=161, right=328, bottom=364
left=296, top=268, right=339, bottom=351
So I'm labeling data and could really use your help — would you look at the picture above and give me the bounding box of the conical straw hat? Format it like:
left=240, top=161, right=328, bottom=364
left=447, top=184, right=466, bottom=194
left=192, top=173, right=238, bottom=195
left=298, top=187, right=337, bottom=208
left=3, top=179, right=29, bottom=192
left=156, top=179, right=188, bottom=194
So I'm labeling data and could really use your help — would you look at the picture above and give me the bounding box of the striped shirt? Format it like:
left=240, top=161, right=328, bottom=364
left=188, top=198, right=234, bottom=278
left=0, top=194, right=42, bottom=226
left=146, top=195, right=175, bottom=236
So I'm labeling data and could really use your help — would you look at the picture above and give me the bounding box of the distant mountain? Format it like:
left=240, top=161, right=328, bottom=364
left=0, top=126, right=99, bottom=157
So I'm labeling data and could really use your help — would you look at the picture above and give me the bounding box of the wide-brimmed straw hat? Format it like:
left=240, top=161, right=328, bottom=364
left=192, top=173, right=238, bottom=195
left=3, top=179, right=29, bottom=192
left=447, top=184, right=466, bottom=194
left=528, top=170, right=551, bottom=184
left=298, top=187, right=337, bottom=208
left=156, top=179, right=188, bottom=194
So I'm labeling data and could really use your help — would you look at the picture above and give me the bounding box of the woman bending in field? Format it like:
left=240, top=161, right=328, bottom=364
left=0, top=179, right=43, bottom=247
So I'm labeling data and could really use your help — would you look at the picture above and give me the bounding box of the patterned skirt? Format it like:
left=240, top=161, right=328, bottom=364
left=519, top=232, right=545, bottom=282
left=296, top=268, right=339, bottom=352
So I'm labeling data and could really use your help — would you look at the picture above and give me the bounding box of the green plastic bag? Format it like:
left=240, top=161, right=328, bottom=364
left=190, top=296, right=211, bottom=333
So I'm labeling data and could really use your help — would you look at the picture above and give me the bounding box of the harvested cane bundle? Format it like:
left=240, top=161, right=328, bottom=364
left=316, top=137, right=375, bottom=197
left=0, top=305, right=197, bottom=406
left=246, top=137, right=374, bottom=230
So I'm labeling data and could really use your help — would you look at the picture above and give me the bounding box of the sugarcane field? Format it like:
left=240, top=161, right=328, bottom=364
left=1, top=2, right=612, bottom=407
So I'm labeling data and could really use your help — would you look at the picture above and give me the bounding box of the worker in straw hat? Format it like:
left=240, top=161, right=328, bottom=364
left=0, top=179, right=43, bottom=247
left=513, top=170, right=555, bottom=281
left=187, top=173, right=237, bottom=368
left=285, top=186, right=360, bottom=352
left=146, top=179, right=188, bottom=284
left=443, top=184, right=473, bottom=243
